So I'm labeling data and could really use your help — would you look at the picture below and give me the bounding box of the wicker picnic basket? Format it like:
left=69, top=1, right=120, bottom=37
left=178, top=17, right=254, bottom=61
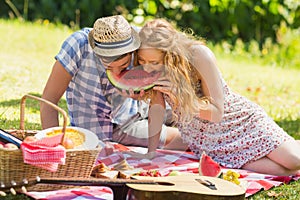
left=0, top=94, right=101, bottom=188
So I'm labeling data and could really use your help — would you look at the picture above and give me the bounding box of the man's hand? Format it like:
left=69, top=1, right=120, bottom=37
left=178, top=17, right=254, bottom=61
left=117, top=88, right=146, bottom=100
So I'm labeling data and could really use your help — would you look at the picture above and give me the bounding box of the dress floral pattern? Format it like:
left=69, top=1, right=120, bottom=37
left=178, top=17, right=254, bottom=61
left=165, top=76, right=293, bottom=168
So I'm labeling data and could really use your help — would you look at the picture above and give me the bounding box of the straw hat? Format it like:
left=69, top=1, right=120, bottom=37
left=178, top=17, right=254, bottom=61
left=88, top=15, right=140, bottom=57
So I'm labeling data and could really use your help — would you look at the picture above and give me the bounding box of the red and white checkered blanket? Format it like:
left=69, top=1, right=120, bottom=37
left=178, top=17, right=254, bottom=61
left=97, top=142, right=300, bottom=198
left=26, top=142, right=300, bottom=199
left=26, top=186, right=114, bottom=199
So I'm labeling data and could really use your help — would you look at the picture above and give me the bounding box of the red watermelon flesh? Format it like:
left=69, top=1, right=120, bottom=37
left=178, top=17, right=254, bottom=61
left=199, top=152, right=222, bottom=177
left=107, top=68, right=161, bottom=92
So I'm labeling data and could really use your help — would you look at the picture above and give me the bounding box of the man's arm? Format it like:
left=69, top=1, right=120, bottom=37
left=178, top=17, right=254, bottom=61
left=41, top=60, right=72, bottom=129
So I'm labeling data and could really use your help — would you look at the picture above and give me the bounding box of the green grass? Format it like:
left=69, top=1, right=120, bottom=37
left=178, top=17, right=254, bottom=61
left=0, top=19, right=71, bottom=130
left=0, top=19, right=300, bottom=199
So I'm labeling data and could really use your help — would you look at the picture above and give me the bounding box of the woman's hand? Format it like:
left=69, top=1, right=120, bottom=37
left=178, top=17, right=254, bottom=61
left=153, top=77, right=173, bottom=96
left=124, top=151, right=156, bottom=160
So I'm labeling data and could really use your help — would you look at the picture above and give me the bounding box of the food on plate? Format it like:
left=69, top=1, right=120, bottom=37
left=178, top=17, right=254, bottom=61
left=35, top=127, right=99, bottom=150
left=46, top=128, right=85, bottom=148
left=92, top=162, right=111, bottom=174
left=106, top=67, right=162, bottom=92
left=62, top=138, right=75, bottom=149
left=118, top=171, right=131, bottom=179
left=168, top=170, right=181, bottom=176
left=134, top=169, right=162, bottom=177
left=94, top=170, right=119, bottom=179
left=91, top=162, right=132, bottom=179
left=112, top=159, right=134, bottom=171
left=92, top=163, right=119, bottom=179
left=198, top=151, right=222, bottom=177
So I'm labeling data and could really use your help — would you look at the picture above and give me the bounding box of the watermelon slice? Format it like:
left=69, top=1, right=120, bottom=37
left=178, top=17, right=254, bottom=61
left=199, top=152, right=222, bottom=177
left=106, top=68, right=162, bottom=92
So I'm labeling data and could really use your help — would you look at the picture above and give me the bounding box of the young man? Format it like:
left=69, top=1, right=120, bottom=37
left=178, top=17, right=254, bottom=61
left=40, top=15, right=187, bottom=150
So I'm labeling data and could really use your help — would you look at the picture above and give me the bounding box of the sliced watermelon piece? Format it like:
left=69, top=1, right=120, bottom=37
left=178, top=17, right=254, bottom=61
left=106, top=68, right=161, bottom=92
left=199, top=152, right=222, bottom=177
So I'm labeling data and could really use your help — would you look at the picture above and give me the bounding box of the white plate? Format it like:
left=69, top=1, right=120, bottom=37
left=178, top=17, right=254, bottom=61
left=35, top=126, right=100, bottom=150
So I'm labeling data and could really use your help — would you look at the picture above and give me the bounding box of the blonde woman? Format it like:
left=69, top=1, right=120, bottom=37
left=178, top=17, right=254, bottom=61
left=135, top=18, right=300, bottom=176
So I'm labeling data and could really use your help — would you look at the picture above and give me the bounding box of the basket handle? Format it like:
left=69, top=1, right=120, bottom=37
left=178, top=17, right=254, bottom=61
left=20, top=94, right=68, bottom=135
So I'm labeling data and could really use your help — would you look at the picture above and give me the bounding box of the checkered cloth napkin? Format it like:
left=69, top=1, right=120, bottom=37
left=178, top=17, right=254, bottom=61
left=20, top=133, right=66, bottom=172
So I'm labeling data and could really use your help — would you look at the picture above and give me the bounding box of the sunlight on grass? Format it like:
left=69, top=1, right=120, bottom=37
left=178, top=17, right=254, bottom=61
left=0, top=19, right=72, bottom=100
left=218, top=57, right=300, bottom=120
left=0, top=19, right=72, bottom=129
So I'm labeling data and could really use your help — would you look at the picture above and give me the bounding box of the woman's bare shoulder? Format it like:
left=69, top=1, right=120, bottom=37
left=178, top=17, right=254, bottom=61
left=190, top=44, right=215, bottom=59
left=189, top=44, right=217, bottom=69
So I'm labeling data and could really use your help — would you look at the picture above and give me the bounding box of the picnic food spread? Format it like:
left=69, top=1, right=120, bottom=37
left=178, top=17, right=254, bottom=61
left=0, top=94, right=267, bottom=199
left=10, top=98, right=244, bottom=195
left=2, top=134, right=299, bottom=199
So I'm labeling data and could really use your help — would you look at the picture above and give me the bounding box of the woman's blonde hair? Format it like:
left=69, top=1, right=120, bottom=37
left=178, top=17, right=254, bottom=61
left=138, top=19, right=210, bottom=122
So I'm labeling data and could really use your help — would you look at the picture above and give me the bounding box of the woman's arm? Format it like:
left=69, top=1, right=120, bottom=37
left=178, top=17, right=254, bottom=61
left=125, top=91, right=166, bottom=159
left=190, top=45, right=224, bottom=122
left=147, top=91, right=166, bottom=154
left=41, top=60, right=72, bottom=129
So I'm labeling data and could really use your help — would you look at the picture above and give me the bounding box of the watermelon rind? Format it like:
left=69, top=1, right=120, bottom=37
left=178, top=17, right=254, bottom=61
left=106, top=69, right=160, bottom=92
left=198, top=151, right=222, bottom=177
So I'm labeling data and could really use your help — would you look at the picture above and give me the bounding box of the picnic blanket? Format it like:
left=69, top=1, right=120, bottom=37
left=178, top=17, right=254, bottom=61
left=26, top=186, right=114, bottom=200
left=26, top=142, right=300, bottom=199
left=98, top=142, right=300, bottom=198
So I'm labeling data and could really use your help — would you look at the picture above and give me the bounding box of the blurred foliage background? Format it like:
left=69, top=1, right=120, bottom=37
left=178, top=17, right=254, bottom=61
left=1, top=0, right=299, bottom=69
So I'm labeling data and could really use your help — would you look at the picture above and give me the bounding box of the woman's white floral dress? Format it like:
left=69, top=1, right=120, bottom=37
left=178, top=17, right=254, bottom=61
left=165, top=76, right=294, bottom=168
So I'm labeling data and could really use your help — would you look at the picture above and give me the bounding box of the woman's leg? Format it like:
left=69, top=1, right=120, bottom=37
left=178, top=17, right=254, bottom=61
left=242, top=157, right=299, bottom=175
left=242, top=140, right=300, bottom=176
left=163, top=127, right=189, bottom=151
left=267, top=140, right=300, bottom=170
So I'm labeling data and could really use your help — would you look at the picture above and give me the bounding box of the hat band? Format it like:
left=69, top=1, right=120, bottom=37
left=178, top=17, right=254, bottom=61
left=94, top=36, right=133, bottom=49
